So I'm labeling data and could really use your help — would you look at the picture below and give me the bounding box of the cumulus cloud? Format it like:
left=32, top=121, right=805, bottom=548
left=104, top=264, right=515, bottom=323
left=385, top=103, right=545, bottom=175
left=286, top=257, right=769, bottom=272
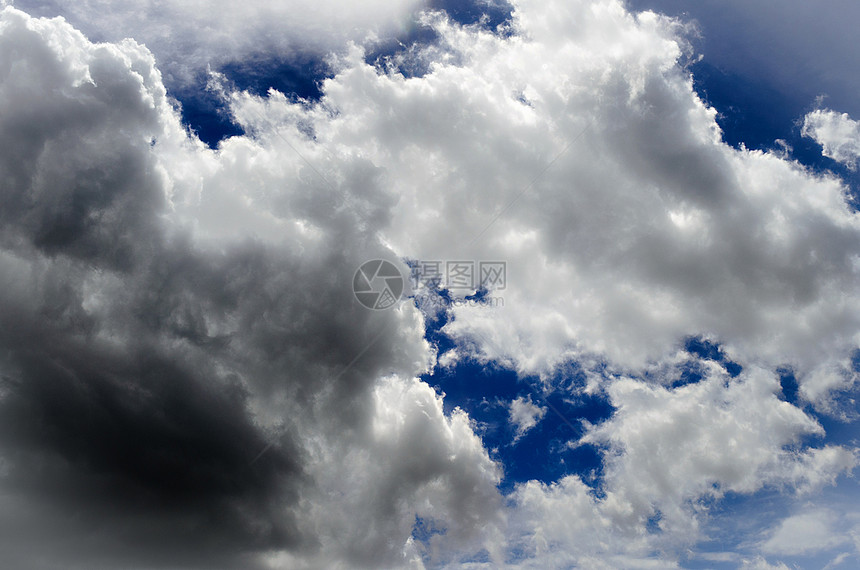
left=508, top=395, right=546, bottom=442
left=585, top=365, right=854, bottom=537
left=501, top=363, right=855, bottom=566
left=0, top=6, right=499, bottom=568
left=275, top=0, right=860, bottom=395
left=803, top=109, right=860, bottom=169
left=2, top=0, right=860, bottom=567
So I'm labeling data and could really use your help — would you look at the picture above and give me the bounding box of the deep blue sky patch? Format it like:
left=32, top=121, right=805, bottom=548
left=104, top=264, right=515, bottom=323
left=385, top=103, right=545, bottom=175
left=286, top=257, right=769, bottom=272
left=420, top=302, right=613, bottom=493
left=172, top=56, right=330, bottom=148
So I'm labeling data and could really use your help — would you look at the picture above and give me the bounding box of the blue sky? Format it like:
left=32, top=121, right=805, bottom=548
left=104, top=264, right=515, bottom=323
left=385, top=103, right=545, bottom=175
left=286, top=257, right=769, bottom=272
left=1, top=0, right=860, bottom=568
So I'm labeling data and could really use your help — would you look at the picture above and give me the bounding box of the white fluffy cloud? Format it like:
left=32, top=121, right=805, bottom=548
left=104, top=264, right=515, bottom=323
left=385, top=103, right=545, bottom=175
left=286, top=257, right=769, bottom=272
left=501, top=362, right=855, bottom=567
left=803, top=109, right=860, bottom=169
left=274, top=0, right=860, bottom=394
left=508, top=395, right=546, bottom=442
left=585, top=365, right=854, bottom=540
left=1, top=0, right=860, bottom=568
left=265, top=376, right=503, bottom=568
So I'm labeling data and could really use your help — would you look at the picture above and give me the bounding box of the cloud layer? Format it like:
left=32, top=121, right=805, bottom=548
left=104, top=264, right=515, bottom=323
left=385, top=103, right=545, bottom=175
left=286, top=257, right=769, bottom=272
left=1, top=0, right=859, bottom=568
left=12, top=0, right=427, bottom=84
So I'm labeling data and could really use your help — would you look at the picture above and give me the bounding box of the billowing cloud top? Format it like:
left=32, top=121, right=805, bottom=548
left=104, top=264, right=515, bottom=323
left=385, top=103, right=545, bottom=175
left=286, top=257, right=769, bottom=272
left=0, top=0, right=859, bottom=568
left=803, top=109, right=860, bottom=170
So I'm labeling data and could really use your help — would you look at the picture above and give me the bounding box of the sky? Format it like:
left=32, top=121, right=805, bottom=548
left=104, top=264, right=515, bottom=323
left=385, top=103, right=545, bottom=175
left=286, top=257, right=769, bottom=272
left=0, top=0, right=859, bottom=568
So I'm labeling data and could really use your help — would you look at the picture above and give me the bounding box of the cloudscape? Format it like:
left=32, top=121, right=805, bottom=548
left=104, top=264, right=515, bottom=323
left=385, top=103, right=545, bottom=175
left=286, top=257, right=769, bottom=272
left=1, top=0, right=859, bottom=568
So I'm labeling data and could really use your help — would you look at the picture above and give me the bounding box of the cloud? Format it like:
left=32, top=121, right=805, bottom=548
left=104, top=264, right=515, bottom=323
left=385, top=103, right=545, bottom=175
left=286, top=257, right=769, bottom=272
left=2, top=0, right=860, bottom=567
left=803, top=109, right=860, bottom=169
left=12, top=0, right=427, bottom=84
left=508, top=395, right=546, bottom=442
left=274, top=0, right=860, bottom=397
left=264, top=375, right=503, bottom=568
left=585, top=365, right=854, bottom=536
left=741, top=557, right=792, bottom=570
left=0, top=6, right=501, bottom=568
left=506, top=472, right=726, bottom=569
left=500, top=363, right=855, bottom=566
left=761, top=509, right=851, bottom=556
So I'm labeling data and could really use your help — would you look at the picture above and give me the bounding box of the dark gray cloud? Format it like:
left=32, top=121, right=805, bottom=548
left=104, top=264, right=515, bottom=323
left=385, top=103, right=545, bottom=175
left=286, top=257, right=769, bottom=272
left=0, top=7, right=495, bottom=569
left=0, top=337, right=305, bottom=567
